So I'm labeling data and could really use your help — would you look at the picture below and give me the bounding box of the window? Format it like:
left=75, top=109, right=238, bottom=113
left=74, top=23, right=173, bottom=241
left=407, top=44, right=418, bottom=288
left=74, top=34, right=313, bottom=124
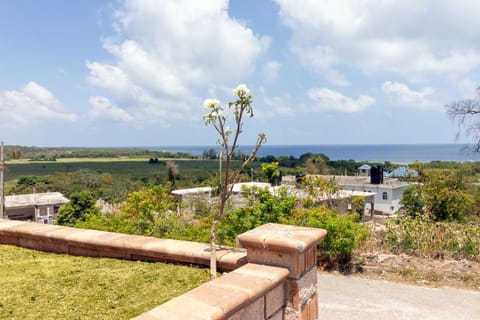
left=382, top=192, right=388, bottom=200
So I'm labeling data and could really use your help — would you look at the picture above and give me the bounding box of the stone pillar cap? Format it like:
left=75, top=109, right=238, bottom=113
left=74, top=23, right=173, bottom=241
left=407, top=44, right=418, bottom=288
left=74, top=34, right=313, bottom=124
left=237, top=223, right=327, bottom=254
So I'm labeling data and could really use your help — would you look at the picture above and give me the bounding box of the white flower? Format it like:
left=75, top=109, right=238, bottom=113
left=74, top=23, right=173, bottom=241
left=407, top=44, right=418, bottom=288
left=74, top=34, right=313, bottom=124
left=203, top=98, right=219, bottom=109
left=233, top=84, right=250, bottom=97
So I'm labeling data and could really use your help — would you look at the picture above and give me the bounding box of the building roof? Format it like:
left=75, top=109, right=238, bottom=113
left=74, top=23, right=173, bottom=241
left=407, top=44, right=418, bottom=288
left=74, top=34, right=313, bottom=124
left=171, top=187, right=213, bottom=195
left=231, top=182, right=272, bottom=193
left=301, top=175, right=412, bottom=188
left=5, top=192, right=69, bottom=209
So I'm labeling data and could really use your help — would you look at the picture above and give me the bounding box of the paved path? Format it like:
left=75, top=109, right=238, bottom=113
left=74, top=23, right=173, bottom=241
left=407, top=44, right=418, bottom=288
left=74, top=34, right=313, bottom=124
left=318, top=273, right=480, bottom=320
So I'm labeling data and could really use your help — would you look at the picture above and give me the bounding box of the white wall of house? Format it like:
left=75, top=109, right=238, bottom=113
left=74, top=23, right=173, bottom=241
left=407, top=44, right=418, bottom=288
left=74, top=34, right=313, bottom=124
left=342, top=184, right=410, bottom=215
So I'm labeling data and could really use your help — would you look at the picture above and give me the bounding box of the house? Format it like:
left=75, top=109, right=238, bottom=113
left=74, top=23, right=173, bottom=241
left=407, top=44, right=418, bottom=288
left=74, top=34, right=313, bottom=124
left=285, top=186, right=375, bottom=215
left=386, top=166, right=419, bottom=178
left=5, top=192, right=69, bottom=224
left=171, top=187, right=213, bottom=203
left=317, top=174, right=411, bottom=215
left=282, top=165, right=412, bottom=215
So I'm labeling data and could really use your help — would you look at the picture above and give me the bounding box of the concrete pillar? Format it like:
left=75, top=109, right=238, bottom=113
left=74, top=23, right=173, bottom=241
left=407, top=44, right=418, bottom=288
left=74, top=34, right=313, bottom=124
left=237, top=223, right=327, bottom=320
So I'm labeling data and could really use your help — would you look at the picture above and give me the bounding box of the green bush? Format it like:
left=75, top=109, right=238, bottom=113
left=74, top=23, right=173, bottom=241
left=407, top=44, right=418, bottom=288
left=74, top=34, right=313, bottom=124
left=56, top=191, right=99, bottom=226
left=400, top=171, right=476, bottom=221
left=291, top=207, right=369, bottom=266
left=385, top=215, right=480, bottom=260
left=217, top=187, right=296, bottom=246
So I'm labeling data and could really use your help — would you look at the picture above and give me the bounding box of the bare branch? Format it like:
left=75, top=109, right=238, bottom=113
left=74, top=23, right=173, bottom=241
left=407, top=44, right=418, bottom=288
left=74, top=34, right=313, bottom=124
left=446, top=97, right=480, bottom=151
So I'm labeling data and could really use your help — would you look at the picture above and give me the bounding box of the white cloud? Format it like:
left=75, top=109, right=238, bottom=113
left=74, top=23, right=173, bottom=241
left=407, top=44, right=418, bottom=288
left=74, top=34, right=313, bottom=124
left=88, top=96, right=134, bottom=122
left=261, top=60, right=282, bottom=83
left=0, top=82, right=77, bottom=127
left=275, top=0, right=480, bottom=81
left=307, top=88, right=375, bottom=113
left=87, top=0, right=268, bottom=124
left=257, top=87, right=294, bottom=118
left=381, top=81, right=436, bottom=110
left=325, top=69, right=351, bottom=87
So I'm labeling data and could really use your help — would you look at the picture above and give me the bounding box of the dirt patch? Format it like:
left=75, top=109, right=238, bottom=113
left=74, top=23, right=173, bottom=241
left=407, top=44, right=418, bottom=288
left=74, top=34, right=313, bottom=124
left=343, top=252, right=480, bottom=291
left=323, top=219, right=478, bottom=290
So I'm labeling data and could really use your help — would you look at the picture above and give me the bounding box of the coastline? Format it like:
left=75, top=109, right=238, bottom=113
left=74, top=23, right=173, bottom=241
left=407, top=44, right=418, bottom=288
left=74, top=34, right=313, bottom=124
left=147, top=144, right=477, bottom=163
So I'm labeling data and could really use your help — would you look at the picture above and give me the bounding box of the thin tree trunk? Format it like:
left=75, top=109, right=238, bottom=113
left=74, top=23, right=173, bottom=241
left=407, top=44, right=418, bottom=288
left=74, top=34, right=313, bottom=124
left=210, top=219, right=218, bottom=278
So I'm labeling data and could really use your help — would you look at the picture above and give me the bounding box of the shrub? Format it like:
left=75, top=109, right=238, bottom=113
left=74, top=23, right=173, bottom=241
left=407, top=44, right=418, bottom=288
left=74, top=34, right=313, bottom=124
left=290, top=206, right=369, bottom=266
left=56, top=191, right=99, bottom=226
left=385, top=215, right=480, bottom=260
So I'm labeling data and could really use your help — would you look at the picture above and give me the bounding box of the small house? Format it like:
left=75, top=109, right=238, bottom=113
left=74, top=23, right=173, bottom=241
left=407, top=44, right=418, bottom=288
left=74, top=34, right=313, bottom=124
left=5, top=192, right=69, bottom=224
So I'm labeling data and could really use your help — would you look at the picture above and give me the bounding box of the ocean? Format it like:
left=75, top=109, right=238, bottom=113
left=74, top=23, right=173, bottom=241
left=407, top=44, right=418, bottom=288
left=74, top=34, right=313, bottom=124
left=149, top=144, right=480, bottom=163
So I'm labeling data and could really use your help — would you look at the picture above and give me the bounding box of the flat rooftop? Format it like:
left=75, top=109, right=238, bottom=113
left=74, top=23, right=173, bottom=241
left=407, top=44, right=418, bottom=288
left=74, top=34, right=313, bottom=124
left=283, top=175, right=411, bottom=188
left=5, top=192, right=69, bottom=209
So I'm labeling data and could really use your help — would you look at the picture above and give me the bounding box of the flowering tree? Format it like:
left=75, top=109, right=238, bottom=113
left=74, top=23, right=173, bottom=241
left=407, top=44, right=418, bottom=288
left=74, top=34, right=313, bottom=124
left=203, top=84, right=266, bottom=278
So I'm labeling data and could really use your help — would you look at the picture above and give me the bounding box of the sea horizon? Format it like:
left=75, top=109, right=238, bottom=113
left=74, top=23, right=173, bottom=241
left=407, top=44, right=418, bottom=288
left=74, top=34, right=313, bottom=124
left=147, top=143, right=479, bottom=163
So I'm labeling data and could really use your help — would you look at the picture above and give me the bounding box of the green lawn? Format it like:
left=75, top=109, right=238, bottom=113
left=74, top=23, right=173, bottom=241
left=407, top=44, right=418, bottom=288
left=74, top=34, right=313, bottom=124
left=0, top=245, right=210, bottom=319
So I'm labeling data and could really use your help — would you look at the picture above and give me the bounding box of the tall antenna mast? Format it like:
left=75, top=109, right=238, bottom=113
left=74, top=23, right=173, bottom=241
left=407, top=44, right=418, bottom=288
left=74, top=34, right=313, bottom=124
left=0, top=141, right=4, bottom=219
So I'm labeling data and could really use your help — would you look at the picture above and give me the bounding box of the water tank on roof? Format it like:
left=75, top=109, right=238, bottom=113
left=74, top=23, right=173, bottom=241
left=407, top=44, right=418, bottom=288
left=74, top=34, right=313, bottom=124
left=370, top=166, right=384, bottom=184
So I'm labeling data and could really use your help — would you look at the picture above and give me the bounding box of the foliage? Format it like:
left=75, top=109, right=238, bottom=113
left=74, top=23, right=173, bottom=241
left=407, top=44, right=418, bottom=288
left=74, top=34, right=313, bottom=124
left=216, top=185, right=367, bottom=265
left=385, top=215, right=480, bottom=260
left=401, top=171, right=475, bottom=221
left=399, top=185, right=424, bottom=218
left=351, top=196, right=366, bottom=215
left=301, top=176, right=341, bottom=209
left=290, top=207, right=369, bottom=265
left=119, top=184, right=176, bottom=235
left=166, top=161, right=178, bottom=190
left=7, top=169, right=143, bottom=203
left=218, top=187, right=296, bottom=246
left=77, top=184, right=212, bottom=243
left=0, top=244, right=209, bottom=320
left=304, top=154, right=329, bottom=174
left=202, top=148, right=218, bottom=160
left=5, top=159, right=260, bottom=195
left=55, top=191, right=99, bottom=227
left=261, top=162, right=280, bottom=185
left=3, top=145, right=197, bottom=160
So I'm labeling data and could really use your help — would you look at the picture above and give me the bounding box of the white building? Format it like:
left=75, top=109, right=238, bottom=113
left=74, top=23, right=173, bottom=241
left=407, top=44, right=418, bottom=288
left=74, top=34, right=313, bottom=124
left=322, top=175, right=411, bottom=215
left=5, top=192, right=69, bottom=224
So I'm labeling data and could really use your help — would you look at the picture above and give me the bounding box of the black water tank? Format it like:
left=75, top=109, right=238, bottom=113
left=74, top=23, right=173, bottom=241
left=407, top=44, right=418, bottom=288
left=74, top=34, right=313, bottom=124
left=370, top=166, right=384, bottom=184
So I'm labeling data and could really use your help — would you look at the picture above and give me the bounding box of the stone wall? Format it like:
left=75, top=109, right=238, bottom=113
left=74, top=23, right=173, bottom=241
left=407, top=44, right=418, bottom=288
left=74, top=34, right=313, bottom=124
left=0, top=219, right=245, bottom=271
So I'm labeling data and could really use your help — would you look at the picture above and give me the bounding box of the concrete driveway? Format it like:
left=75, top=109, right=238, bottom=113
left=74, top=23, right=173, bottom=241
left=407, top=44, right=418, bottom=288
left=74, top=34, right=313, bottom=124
left=318, top=273, right=480, bottom=320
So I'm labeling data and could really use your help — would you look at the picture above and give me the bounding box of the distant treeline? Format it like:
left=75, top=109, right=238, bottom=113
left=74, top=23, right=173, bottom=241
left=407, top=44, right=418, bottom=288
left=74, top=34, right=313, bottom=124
left=256, top=152, right=393, bottom=175
left=3, top=145, right=196, bottom=160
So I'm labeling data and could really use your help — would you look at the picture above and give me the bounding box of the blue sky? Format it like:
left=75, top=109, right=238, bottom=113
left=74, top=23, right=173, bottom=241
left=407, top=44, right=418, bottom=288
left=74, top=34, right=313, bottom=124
left=1, top=0, right=479, bottom=147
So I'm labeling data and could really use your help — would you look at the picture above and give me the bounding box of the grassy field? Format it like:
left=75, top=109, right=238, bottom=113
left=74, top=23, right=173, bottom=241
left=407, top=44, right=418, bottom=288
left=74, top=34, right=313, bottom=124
left=0, top=244, right=210, bottom=319
left=3, top=158, right=240, bottom=183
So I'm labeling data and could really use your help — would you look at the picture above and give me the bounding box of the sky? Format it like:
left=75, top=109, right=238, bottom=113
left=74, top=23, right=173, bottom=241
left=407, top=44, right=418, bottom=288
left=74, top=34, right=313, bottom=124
left=1, top=0, right=479, bottom=147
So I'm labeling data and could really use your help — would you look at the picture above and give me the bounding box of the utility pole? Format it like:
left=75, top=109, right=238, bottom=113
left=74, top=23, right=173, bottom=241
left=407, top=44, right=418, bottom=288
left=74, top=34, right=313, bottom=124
left=0, top=141, right=4, bottom=219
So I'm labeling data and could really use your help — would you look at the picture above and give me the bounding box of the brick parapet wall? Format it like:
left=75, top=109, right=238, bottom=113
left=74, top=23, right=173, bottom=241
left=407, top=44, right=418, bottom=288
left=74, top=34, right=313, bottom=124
left=133, top=263, right=289, bottom=320
left=0, top=219, right=246, bottom=271
left=0, top=220, right=326, bottom=320
left=238, top=223, right=327, bottom=320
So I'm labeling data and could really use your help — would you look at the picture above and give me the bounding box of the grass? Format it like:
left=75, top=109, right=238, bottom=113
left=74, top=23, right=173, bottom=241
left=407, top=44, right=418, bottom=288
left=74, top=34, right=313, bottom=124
left=4, top=158, right=262, bottom=189
left=3, top=159, right=226, bottom=183
left=0, top=245, right=210, bottom=319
